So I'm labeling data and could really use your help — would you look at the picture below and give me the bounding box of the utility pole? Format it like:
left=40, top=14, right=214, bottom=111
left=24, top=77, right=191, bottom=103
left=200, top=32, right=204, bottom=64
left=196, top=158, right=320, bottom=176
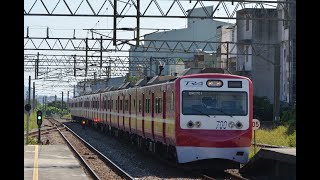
left=61, top=92, right=64, bottom=111
left=73, top=85, right=75, bottom=97
left=136, top=0, right=140, bottom=46
left=273, top=44, right=280, bottom=121
left=34, top=57, right=36, bottom=79
left=113, top=0, right=117, bottom=46
left=43, top=96, right=45, bottom=112
left=106, top=66, right=111, bottom=81
left=100, top=36, right=103, bottom=69
left=36, top=52, right=39, bottom=79
left=28, top=78, right=31, bottom=103
left=149, top=57, right=152, bottom=77
left=44, top=96, right=47, bottom=113
left=26, top=76, right=31, bottom=145
left=226, top=42, right=229, bottom=71
left=67, top=91, right=69, bottom=109
left=74, top=55, right=76, bottom=77
left=288, top=0, right=296, bottom=106
left=85, top=38, right=88, bottom=77
left=34, top=96, right=37, bottom=110
left=55, top=95, right=57, bottom=108
left=32, top=82, right=35, bottom=112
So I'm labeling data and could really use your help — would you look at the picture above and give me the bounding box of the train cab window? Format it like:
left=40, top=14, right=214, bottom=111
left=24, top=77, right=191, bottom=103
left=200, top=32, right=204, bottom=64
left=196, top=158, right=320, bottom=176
left=138, top=100, right=142, bottom=112
left=182, top=91, right=247, bottom=116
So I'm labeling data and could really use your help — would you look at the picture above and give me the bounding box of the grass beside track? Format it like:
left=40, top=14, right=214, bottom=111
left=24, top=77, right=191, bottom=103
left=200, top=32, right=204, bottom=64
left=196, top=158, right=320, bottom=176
left=24, top=112, right=38, bottom=132
left=24, top=112, right=39, bottom=144
left=249, top=124, right=296, bottom=159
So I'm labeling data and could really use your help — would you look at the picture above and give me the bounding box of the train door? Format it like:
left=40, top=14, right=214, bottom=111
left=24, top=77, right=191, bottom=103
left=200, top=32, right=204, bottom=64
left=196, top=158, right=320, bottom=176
left=142, top=93, right=145, bottom=137
left=162, top=91, right=166, bottom=143
left=117, top=95, right=120, bottom=129
left=121, top=93, right=125, bottom=130
left=151, top=92, right=155, bottom=140
left=128, top=94, right=132, bottom=132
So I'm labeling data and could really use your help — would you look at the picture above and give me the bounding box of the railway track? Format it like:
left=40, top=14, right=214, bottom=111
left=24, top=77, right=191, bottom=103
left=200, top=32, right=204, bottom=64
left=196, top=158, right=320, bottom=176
left=27, top=126, right=56, bottom=137
left=49, top=118, right=287, bottom=180
left=200, top=170, right=249, bottom=180
left=47, top=118, right=134, bottom=180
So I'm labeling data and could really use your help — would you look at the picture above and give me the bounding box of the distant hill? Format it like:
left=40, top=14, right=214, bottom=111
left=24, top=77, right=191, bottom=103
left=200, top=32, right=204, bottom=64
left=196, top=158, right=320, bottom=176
left=24, top=85, right=63, bottom=104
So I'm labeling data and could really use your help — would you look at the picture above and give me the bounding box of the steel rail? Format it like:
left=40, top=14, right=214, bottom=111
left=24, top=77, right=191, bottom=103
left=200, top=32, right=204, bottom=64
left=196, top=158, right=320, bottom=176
left=50, top=118, right=134, bottom=180
left=55, top=123, right=101, bottom=180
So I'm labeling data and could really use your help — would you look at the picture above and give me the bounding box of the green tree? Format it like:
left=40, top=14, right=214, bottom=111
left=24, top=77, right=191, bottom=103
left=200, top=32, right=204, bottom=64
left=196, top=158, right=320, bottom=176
left=47, top=100, right=68, bottom=110
left=253, top=96, right=273, bottom=121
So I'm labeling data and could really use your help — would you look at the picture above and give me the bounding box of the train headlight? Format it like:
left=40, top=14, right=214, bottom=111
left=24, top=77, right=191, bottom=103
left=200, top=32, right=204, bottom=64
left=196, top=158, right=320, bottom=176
left=235, top=121, right=243, bottom=129
left=195, top=121, right=201, bottom=128
left=228, top=121, right=235, bottom=128
left=206, top=80, right=223, bottom=87
left=187, top=120, right=194, bottom=128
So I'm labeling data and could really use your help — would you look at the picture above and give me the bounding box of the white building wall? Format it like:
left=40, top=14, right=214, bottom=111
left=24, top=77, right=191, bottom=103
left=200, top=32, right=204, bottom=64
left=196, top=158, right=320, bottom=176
left=278, top=5, right=290, bottom=103
left=219, top=25, right=237, bottom=69
left=129, top=6, right=232, bottom=77
left=236, top=8, right=278, bottom=103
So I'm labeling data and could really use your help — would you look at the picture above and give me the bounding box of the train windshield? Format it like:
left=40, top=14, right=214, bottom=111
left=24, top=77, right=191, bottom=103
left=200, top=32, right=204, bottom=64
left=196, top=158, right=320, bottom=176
left=182, top=91, right=248, bottom=116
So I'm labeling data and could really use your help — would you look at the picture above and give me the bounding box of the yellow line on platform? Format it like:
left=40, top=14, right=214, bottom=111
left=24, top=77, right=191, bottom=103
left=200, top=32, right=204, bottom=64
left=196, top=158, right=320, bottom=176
left=32, top=145, right=39, bottom=180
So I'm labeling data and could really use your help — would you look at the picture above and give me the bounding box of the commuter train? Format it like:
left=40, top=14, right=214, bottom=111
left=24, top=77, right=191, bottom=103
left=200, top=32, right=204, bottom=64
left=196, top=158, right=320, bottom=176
left=70, top=72, right=253, bottom=170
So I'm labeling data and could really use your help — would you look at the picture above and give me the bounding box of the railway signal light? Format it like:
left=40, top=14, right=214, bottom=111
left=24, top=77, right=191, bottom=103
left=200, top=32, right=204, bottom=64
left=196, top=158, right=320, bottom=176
left=24, top=104, right=31, bottom=111
left=36, top=110, right=42, bottom=126
left=82, top=119, right=86, bottom=129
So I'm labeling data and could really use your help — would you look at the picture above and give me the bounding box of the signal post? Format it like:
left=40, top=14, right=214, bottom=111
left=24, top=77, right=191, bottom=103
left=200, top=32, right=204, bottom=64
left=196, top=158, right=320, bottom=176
left=36, top=110, right=43, bottom=144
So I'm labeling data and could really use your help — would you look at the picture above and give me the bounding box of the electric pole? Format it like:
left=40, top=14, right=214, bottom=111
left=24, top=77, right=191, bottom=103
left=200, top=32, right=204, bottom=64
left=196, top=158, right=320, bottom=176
left=26, top=76, right=31, bottom=145
left=55, top=95, right=57, bottom=108
left=226, top=42, right=229, bottom=71
left=61, top=92, right=64, bottom=111
left=67, top=91, right=69, bottom=109
left=32, top=82, right=35, bottom=112
left=273, top=44, right=280, bottom=121
left=85, top=38, right=88, bottom=77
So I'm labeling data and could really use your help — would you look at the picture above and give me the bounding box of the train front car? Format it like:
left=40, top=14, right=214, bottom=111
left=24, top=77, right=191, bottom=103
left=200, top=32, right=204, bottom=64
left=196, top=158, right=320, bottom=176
left=175, top=73, right=253, bottom=170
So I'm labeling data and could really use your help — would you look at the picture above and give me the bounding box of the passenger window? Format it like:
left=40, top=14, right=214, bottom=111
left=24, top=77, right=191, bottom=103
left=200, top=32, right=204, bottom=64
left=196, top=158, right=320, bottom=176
left=170, top=92, right=174, bottom=111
